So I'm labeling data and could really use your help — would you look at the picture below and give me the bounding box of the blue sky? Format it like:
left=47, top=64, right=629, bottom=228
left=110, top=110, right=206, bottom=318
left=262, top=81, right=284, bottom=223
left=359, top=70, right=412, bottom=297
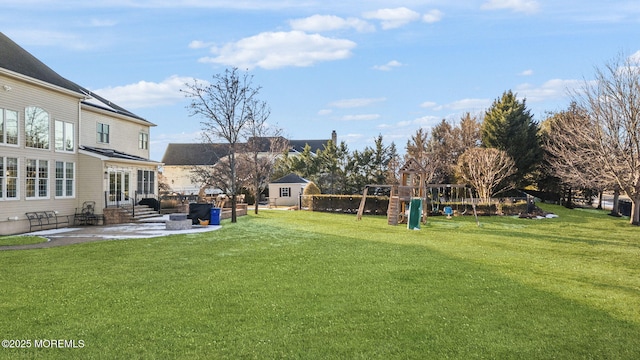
left=3, top=1, right=640, bottom=161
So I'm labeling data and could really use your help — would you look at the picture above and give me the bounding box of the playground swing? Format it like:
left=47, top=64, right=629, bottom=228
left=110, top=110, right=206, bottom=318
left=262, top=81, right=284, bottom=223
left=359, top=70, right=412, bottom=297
left=356, top=157, right=481, bottom=227
left=443, top=206, right=453, bottom=218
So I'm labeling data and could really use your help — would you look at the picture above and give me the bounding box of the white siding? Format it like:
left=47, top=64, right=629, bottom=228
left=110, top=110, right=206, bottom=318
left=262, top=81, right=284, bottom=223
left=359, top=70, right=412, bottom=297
left=161, top=165, right=210, bottom=195
left=80, top=107, right=152, bottom=159
left=0, top=73, right=83, bottom=234
left=268, top=183, right=307, bottom=207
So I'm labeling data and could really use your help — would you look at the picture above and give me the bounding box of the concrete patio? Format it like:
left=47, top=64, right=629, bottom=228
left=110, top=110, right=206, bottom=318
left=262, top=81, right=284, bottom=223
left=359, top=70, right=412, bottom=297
left=1, top=215, right=221, bottom=251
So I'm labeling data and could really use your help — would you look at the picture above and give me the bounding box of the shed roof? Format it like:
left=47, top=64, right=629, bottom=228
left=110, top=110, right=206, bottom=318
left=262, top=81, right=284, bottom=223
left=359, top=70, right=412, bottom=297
left=272, top=173, right=309, bottom=184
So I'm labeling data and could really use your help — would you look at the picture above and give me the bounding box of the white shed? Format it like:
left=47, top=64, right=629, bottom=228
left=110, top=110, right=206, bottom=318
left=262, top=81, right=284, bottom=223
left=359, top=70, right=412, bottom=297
left=268, top=173, right=309, bottom=207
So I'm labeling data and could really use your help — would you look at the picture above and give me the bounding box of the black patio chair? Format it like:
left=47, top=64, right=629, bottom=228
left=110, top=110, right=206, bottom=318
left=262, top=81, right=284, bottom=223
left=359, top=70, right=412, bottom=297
left=75, top=201, right=98, bottom=225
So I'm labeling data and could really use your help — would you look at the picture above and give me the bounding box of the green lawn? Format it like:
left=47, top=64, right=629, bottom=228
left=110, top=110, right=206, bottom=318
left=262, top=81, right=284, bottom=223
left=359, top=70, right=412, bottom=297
left=0, top=235, right=47, bottom=247
left=1, top=204, right=639, bottom=359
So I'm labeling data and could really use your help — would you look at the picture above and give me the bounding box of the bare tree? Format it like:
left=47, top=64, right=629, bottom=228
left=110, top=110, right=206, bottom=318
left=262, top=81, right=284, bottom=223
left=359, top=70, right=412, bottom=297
left=182, top=68, right=260, bottom=223
left=456, top=147, right=517, bottom=204
left=406, top=128, right=439, bottom=183
left=542, top=103, right=609, bottom=208
left=552, top=54, right=640, bottom=225
left=428, top=113, right=481, bottom=182
left=240, top=99, right=288, bottom=214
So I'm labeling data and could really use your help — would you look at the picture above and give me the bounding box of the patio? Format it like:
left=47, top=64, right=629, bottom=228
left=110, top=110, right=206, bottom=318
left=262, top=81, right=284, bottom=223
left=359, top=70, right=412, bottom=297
left=1, top=215, right=220, bottom=251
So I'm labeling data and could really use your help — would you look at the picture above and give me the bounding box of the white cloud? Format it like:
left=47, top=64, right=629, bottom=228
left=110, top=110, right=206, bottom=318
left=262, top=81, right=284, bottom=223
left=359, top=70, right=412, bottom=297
left=411, top=115, right=441, bottom=126
left=629, top=50, right=640, bottom=64
left=390, top=115, right=440, bottom=129
left=340, top=114, right=381, bottom=121
left=318, top=109, right=333, bottom=115
left=423, top=9, right=444, bottom=23
left=520, top=69, right=534, bottom=76
left=441, top=98, right=493, bottom=111
left=92, top=75, right=199, bottom=109
left=329, top=97, right=386, bottom=108
left=199, top=30, right=356, bottom=69
left=420, top=101, right=438, bottom=108
left=373, top=60, right=404, bottom=71
left=481, top=0, right=540, bottom=14
left=362, top=7, right=421, bottom=29
left=289, top=14, right=374, bottom=33
left=515, top=79, right=582, bottom=102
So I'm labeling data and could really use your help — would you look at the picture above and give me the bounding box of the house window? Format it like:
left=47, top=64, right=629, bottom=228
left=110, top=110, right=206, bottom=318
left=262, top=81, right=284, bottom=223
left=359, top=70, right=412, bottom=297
left=25, top=106, right=49, bottom=149
left=55, top=120, right=74, bottom=152
left=137, top=170, right=155, bottom=195
left=26, top=159, right=48, bottom=198
left=0, top=108, right=18, bottom=145
left=279, top=187, right=291, bottom=197
left=55, top=161, right=74, bottom=197
left=97, top=123, right=110, bottom=143
left=139, top=132, right=149, bottom=150
left=0, top=157, right=18, bottom=200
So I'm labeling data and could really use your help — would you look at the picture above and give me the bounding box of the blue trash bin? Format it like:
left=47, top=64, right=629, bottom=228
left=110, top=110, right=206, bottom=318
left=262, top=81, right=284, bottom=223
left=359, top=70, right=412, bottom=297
left=210, top=207, right=221, bottom=225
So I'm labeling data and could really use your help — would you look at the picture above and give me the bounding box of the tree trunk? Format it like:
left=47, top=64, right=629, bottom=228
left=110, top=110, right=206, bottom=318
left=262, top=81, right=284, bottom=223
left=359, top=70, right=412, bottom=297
left=597, top=190, right=603, bottom=209
left=230, top=150, right=237, bottom=223
left=630, top=195, right=640, bottom=226
left=231, top=194, right=237, bottom=223
left=254, top=199, right=259, bottom=214
left=566, top=187, right=574, bottom=209
left=610, top=188, right=620, bottom=216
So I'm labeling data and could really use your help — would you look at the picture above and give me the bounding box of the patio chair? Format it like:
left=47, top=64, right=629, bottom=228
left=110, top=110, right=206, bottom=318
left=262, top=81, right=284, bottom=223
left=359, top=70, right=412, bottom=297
left=75, top=201, right=98, bottom=225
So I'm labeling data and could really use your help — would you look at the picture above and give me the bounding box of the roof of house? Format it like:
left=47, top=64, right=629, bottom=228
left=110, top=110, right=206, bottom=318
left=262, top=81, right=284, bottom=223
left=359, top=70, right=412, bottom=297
left=289, top=139, right=329, bottom=153
left=80, top=88, right=149, bottom=123
left=80, top=145, right=159, bottom=163
left=271, top=173, right=309, bottom=184
left=0, top=32, right=82, bottom=94
left=0, top=32, right=149, bottom=124
left=246, top=136, right=288, bottom=152
left=161, top=143, right=231, bottom=166
left=162, top=135, right=331, bottom=167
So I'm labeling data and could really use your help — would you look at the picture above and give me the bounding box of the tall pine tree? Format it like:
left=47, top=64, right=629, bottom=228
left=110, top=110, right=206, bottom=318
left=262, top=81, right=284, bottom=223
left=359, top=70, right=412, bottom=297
left=481, top=90, right=542, bottom=187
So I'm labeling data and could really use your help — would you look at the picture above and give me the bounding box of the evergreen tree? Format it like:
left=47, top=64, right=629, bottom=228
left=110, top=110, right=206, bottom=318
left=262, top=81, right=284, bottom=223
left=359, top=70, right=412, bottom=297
left=370, top=135, right=394, bottom=185
left=317, top=140, right=348, bottom=194
left=481, top=90, right=542, bottom=187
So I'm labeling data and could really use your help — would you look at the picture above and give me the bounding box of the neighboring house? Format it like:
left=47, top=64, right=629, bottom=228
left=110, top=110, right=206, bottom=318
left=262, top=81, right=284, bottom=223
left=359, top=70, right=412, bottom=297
left=0, top=32, right=159, bottom=235
left=160, top=132, right=333, bottom=196
left=161, top=143, right=229, bottom=195
left=268, top=173, right=309, bottom=207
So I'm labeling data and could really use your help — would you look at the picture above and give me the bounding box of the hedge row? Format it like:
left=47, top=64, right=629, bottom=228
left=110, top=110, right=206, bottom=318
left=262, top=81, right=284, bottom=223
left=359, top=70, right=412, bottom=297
left=303, top=195, right=388, bottom=215
left=304, top=195, right=532, bottom=217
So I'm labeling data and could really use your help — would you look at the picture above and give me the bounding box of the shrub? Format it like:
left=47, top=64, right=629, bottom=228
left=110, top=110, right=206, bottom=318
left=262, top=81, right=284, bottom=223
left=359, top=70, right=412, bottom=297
left=302, top=182, right=321, bottom=209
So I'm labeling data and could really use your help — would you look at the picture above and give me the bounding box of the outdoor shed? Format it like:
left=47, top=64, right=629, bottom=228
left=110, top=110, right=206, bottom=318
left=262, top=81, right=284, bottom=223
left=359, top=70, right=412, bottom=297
left=269, top=173, right=309, bottom=207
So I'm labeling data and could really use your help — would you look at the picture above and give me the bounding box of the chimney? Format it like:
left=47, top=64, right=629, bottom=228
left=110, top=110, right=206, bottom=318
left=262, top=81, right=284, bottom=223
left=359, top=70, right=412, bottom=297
left=331, top=130, right=337, bottom=144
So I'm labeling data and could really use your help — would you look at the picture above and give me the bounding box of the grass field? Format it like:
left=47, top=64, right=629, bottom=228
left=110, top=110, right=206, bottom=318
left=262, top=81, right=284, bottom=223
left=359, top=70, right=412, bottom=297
left=1, top=204, right=639, bottom=359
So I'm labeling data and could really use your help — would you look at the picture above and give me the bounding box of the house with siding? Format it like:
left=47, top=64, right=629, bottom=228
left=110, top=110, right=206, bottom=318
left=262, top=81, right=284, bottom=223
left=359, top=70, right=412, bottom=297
left=0, top=32, right=159, bottom=235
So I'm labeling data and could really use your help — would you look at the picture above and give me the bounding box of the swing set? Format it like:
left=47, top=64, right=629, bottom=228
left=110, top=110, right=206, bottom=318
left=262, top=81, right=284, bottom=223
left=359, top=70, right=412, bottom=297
left=356, top=158, right=480, bottom=227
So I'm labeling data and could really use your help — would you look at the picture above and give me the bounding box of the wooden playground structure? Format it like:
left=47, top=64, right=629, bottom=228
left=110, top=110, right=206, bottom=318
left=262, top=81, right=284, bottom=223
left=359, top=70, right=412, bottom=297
left=356, top=158, right=479, bottom=226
